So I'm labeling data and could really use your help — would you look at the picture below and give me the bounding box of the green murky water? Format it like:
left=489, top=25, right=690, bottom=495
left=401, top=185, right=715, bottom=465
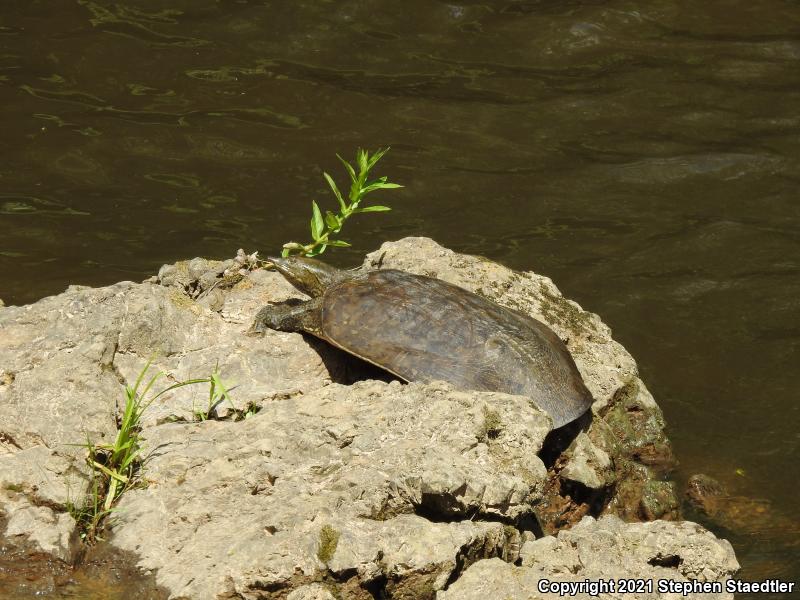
left=1, top=1, right=798, bottom=597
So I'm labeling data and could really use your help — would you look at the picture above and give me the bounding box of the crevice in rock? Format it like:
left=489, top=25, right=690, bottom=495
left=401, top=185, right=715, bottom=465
left=413, top=493, right=471, bottom=522
left=329, top=567, right=359, bottom=584
left=248, top=578, right=290, bottom=593
left=440, top=526, right=513, bottom=593
left=0, top=431, right=23, bottom=451
left=441, top=547, right=470, bottom=591
left=534, top=464, right=615, bottom=534
left=648, top=554, right=683, bottom=568
left=301, top=334, right=401, bottom=386
left=517, top=513, right=544, bottom=539
left=15, top=488, right=72, bottom=515
left=363, top=573, right=388, bottom=599
left=560, top=479, right=615, bottom=516
left=539, top=410, right=592, bottom=469
left=105, top=342, right=125, bottom=385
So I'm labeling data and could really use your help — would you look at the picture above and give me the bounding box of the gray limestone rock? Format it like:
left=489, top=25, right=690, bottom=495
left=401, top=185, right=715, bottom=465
left=560, top=432, right=614, bottom=490
left=0, top=265, right=338, bottom=565
left=109, top=381, right=548, bottom=598
left=3, top=498, right=76, bottom=562
left=438, top=516, right=740, bottom=600
left=0, top=449, right=80, bottom=562
left=286, top=584, right=338, bottom=600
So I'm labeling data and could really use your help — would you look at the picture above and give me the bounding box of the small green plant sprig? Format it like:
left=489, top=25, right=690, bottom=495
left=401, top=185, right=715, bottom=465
left=71, top=361, right=218, bottom=542
left=102, top=365, right=210, bottom=507
left=281, top=147, right=402, bottom=258
left=193, top=369, right=234, bottom=421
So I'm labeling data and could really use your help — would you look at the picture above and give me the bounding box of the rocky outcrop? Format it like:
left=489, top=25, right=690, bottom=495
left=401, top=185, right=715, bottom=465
left=109, top=381, right=548, bottom=598
left=439, top=515, right=739, bottom=600
left=0, top=237, right=735, bottom=598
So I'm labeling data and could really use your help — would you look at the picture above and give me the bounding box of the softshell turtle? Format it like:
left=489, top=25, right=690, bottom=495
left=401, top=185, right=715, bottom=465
left=252, top=256, right=593, bottom=428
left=685, top=473, right=800, bottom=579
left=686, top=474, right=798, bottom=538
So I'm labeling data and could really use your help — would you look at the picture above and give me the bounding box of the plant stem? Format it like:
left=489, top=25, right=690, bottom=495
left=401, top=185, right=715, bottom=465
left=281, top=147, right=402, bottom=258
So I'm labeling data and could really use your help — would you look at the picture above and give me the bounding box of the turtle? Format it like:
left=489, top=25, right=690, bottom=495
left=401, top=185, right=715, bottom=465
left=686, top=474, right=798, bottom=538
left=685, top=473, right=800, bottom=579
left=251, top=256, right=594, bottom=428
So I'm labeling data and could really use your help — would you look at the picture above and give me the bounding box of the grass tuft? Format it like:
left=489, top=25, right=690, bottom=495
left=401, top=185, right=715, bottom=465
left=70, top=360, right=220, bottom=543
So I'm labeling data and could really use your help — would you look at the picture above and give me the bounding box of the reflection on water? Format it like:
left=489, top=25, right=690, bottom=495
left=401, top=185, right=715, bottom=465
left=1, top=0, right=798, bottom=597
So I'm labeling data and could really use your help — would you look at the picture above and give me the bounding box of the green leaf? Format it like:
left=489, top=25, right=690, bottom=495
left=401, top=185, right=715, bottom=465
left=336, top=154, right=356, bottom=183
left=323, top=172, right=346, bottom=212
left=326, top=239, right=351, bottom=247
left=362, top=182, right=402, bottom=194
left=310, top=201, right=324, bottom=241
left=325, top=211, right=340, bottom=230
left=367, top=147, right=390, bottom=169
left=356, top=205, right=391, bottom=213
left=357, top=148, right=368, bottom=174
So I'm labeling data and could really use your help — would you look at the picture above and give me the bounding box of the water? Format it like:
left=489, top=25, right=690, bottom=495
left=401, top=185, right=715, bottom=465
left=1, top=1, right=798, bottom=596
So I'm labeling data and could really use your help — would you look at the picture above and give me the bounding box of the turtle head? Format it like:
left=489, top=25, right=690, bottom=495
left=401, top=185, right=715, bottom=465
left=268, top=256, right=343, bottom=297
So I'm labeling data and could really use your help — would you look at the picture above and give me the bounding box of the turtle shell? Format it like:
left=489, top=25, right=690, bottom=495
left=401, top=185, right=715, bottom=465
left=319, top=269, right=592, bottom=428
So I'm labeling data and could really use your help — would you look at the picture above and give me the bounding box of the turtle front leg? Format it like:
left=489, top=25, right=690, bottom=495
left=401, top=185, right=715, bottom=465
left=250, top=297, right=323, bottom=334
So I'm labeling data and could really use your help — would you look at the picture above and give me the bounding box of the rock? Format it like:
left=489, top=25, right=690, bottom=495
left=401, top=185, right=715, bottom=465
left=0, top=445, right=85, bottom=507
left=0, top=448, right=81, bottom=562
left=287, top=584, right=338, bottom=600
left=3, top=498, right=76, bottom=562
left=0, top=265, right=340, bottom=568
left=438, top=516, right=739, bottom=600
left=560, top=432, right=614, bottom=490
left=109, top=381, right=548, bottom=598
left=0, top=238, right=731, bottom=598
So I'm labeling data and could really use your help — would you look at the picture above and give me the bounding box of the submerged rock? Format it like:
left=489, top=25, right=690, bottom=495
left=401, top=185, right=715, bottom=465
left=0, top=237, right=734, bottom=598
